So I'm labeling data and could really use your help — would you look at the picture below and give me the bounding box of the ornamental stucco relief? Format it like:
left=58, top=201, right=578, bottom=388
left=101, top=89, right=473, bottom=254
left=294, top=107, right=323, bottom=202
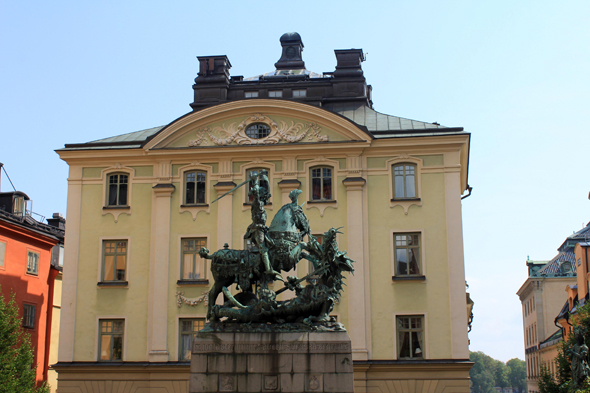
left=187, top=114, right=329, bottom=146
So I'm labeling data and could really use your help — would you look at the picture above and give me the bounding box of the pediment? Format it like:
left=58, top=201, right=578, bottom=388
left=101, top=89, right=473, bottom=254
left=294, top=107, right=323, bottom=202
left=144, top=100, right=371, bottom=151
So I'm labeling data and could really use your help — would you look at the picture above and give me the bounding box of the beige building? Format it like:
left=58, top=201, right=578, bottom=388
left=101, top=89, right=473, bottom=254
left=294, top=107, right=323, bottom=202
left=517, top=228, right=582, bottom=393
left=54, top=33, right=473, bottom=392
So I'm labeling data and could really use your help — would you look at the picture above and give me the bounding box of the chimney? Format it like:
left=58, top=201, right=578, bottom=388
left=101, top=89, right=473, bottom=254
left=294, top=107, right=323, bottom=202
left=333, top=49, right=365, bottom=78
left=190, top=55, right=232, bottom=110
left=275, top=32, right=305, bottom=70
left=47, top=212, right=66, bottom=230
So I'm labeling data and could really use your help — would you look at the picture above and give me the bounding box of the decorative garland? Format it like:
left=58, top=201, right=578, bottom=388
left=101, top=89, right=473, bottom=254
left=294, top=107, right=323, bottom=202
left=176, top=291, right=208, bottom=308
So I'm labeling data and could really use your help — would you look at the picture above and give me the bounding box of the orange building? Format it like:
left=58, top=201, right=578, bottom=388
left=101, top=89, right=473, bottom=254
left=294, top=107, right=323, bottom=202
left=0, top=190, right=65, bottom=388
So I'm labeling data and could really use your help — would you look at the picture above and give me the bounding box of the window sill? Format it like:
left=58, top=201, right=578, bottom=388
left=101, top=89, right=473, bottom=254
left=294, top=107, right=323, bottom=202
left=392, top=275, right=425, bottom=281
left=97, top=281, right=129, bottom=287
left=103, top=206, right=130, bottom=210
left=307, top=200, right=337, bottom=204
left=177, top=279, right=209, bottom=286
left=180, top=204, right=209, bottom=208
left=390, top=198, right=421, bottom=202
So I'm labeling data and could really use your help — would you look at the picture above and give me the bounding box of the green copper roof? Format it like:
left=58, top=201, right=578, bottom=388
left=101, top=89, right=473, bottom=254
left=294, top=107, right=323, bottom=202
left=59, top=104, right=463, bottom=151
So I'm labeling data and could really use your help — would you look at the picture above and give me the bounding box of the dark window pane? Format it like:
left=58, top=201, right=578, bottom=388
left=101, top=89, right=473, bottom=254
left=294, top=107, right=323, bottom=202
left=399, top=331, right=410, bottom=358
left=186, top=182, right=195, bottom=204
left=312, top=178, right=321, bottom=200
left=323, top=177, right=332, bottom=199
left=196, top=182, right=205, bottom=204
left=112, top=336, right=123, bottom=360
left=108, top=184, right=118, bottom=205
left=118, top=184, right=128, bottom=205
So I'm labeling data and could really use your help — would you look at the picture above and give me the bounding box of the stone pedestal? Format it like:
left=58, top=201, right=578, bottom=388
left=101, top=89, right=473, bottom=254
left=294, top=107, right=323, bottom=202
left=189, top=330, right=354, bottom=393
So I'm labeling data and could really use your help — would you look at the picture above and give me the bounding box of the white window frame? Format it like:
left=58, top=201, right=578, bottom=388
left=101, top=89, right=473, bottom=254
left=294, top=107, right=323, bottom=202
left=178, top=163, right=212, bottom=220
left=26, top=251, right=39, bottom=275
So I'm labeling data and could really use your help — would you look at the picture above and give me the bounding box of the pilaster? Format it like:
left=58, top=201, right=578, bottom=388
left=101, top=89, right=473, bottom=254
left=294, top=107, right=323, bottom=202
left=148, top=183, right=175, bottom=362
left=343, top=176, right=368, bottom=360
left=443, top=151, right=469, bottom=359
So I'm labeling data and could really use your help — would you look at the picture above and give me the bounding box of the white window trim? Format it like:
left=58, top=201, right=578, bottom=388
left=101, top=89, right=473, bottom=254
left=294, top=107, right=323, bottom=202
left=0, top=238, right=6, bottom=269
left=240, top=162, right=276, bottom=212
left=175, top=314, right=207, bottom=361
left=177, top=233, right=211, bottom=282
left=390, top=229, right=426, bottom=281
left=25, top=247, right=41, bottom=277
left=303, top=158, right=340, bottom=217
left=97, top=237, right=131, bottom=286
left=386, top=156, right=423, bottom=214
left=95, top=315, right=128, bottom=362
left=392, top=312, right=428, bottom=360
left=101, top=165, right=135, bottom=222
left=178, top=163, right=213, bottom=220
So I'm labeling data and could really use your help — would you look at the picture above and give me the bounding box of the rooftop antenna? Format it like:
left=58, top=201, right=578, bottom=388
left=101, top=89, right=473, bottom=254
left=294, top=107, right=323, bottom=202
left=0, top=163, right=17, bottom=192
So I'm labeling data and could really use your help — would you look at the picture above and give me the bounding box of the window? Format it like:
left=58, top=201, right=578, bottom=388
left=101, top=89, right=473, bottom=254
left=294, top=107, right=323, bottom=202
left=179, top=318, right=205, bottom=360
left=293, top=89, right=306, bottom=97
left=245, top=91, right=258, bottom=98
left=27, top=251, right=39, bottom=275
left=311, top=167, right=333, bottom=201
left=0, top=241, right=5, bottom=268
left=269, top=90, right=282, bottom=98
left=99, top=319, right=124, bottom=361
left=102, top=240, right=127, bottom=282
left=23, top=304, right=35, bottom=329
left=184, top=171, right=207, bottom=205
left=13, top=196, right=25, bottom=216
left=245, top=124, right=271, bottom=139
left=397, top=315, right=424, bottom=359
left=246, top=168, right=270, bottom=203
left=394, top=233, right=421, bottom=276
left=107, top=173, right=128, bottom=206
left=393, top=164, right=416, bottom=199
left=181, top=238, right=207, bottom=280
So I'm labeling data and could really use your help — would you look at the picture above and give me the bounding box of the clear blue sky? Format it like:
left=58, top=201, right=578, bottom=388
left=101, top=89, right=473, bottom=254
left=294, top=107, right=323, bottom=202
left=1, top=1, right=589, bottom=362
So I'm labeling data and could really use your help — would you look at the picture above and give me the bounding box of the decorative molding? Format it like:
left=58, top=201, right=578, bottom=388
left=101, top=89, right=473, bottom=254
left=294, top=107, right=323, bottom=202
left=176, top=291, right=208, bottom=308
left=188, top=114, right=329, bottom=146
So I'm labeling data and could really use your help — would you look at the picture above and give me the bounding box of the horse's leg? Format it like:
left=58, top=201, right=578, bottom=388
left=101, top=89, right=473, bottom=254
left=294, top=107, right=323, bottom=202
left=207, top=281, right=223, bottom=321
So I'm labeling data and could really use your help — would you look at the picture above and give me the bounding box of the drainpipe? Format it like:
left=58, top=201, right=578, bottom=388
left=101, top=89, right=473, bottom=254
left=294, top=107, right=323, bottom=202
left=461, top=185, right=472, bottom=200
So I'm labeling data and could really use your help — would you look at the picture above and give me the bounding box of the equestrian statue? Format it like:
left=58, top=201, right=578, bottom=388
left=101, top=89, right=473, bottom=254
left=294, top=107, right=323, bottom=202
left=198, top=170, right=354, bottom=327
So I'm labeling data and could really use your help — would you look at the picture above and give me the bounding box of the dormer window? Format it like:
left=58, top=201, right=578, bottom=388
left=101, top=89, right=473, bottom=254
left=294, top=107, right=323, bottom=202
left=245, top=91, right=259, bottom=98
left=269, top=90, right=282, bottom=98
left=245, top=124, right=271, bottom=139
left=13, top=196, right=25, bottom=216
left=293, top=89, right=306, bottom=97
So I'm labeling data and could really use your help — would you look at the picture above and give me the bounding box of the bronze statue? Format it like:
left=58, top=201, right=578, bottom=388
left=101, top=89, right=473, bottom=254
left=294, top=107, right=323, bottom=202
left=569, top=326, right=590, bottom=389
left=199, top=171, right=354, bottom=328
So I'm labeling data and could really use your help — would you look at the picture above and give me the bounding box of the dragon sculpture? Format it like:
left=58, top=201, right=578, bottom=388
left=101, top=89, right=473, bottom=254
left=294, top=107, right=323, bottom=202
left=198, top=171, right=354, bottom=329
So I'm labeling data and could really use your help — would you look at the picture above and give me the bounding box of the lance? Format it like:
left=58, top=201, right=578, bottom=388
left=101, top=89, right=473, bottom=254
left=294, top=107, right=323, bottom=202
left=274, top=263, right=330, bottom=296
left=211, top=171, right=268, bottom=204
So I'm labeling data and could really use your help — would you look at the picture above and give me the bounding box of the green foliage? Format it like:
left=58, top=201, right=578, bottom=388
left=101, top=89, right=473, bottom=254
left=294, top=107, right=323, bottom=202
left=469, top=351, right=526, bottom=393
left=0, top=289, right=49, bottom=393
left=538, top=302, right=590, bottom=393
left=507, top=358, right=527, bottom=393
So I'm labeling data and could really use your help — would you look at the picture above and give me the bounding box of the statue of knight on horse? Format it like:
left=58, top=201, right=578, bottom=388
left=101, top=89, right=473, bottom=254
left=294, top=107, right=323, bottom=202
left=199, top=170, right=353, bottom=326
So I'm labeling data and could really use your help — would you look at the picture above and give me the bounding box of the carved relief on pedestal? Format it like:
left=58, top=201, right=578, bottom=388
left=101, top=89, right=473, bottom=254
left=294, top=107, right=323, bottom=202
left=188, top=114, right=329, bottom=146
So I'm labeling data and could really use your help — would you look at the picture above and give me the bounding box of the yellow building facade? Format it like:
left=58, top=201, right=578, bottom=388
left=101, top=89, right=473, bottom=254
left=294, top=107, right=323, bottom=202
left=54, top=34, right=472, bottom=392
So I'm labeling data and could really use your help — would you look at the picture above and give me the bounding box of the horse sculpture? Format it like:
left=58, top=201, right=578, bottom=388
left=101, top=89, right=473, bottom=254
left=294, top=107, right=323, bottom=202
left=199, top=170, right=354, bottom=325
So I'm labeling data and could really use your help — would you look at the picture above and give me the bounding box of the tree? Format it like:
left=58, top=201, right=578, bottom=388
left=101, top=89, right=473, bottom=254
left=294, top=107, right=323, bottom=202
left=0, top=289, right=49, bottom=393
left=506, top=358, right=526, bottom=393
left=470, top=351, right=495, bottom=393
left=494, top=359, right=510, bottom=389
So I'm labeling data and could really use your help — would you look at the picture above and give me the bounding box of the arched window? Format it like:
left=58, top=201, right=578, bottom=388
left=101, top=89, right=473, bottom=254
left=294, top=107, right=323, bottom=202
left=107, top=173, right=129, bottom=206
left=184, top=171, right=207, bottom=205
left=246, top=168, right=270, bottom=203
left=393, top=164, right=416, bottom=199
left=310, top=166, right=333, bottom=201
